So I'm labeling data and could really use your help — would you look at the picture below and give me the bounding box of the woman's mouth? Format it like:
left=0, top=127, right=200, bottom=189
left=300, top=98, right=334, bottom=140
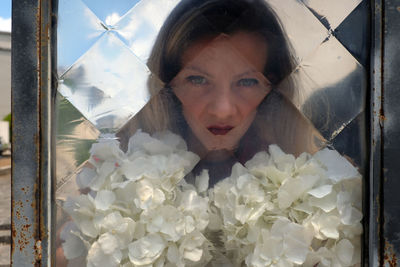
left=207, top=126, right=234, bottom=135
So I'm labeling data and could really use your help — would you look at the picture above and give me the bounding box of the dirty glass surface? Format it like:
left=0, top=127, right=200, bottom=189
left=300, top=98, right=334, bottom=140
left=55, top=0, right=367, bottom=266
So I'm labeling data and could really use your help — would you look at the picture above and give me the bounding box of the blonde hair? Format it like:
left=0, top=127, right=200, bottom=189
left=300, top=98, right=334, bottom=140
left=117, top=0, right=325, bottom=156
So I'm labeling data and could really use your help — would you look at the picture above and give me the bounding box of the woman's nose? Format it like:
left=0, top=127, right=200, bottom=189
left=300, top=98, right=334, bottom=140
left=207, top=87, right=237, bottom=119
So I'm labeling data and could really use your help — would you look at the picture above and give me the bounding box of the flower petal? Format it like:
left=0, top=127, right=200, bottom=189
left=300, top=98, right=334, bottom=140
left=128, top=233, right=166, bottom=265
left=195, top=169, right=209, bottom=193
left=314, top=149, right=361, bottom=182
left=308, top=185, right=332, bottom=198
left=94, top=190, right=116, bottom=211
left=336, top=239, right=354, bottom=265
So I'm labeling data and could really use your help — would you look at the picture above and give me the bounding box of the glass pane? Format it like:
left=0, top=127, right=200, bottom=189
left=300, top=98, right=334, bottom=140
left=302, top=0, right=362, bottom=30
left=56, top=93, right=99, bottom=184
left=57, top=0, right=105, bottom=75
left=280, top=35, right=366, bottom=140
left=58, top=32, right=161, bottom=131
left=115, top=0, right=181, bottom=64
left=55, top=0, right=367, bottom=266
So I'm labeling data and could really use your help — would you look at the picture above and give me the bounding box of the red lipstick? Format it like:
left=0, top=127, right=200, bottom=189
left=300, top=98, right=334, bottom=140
left=207, top=126, right=233, bottom=135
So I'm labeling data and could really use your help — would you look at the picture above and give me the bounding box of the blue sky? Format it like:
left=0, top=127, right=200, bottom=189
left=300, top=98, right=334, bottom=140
left=0, top=0, right=11, bottom=32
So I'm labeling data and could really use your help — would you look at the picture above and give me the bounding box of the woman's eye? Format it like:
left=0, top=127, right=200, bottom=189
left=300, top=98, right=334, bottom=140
left=237, top=78, right=259, bottom=87
left=186, top=75, right=207, bottom=85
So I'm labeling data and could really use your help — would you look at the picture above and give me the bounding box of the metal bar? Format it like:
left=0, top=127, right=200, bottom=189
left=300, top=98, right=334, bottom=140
left=369, top=0, right=384, bottom=266
left=11, top=0, right=53, bottom=266
left=38, top=0, right=55, bottom=265
left=381, top=0, right=400, bottom=264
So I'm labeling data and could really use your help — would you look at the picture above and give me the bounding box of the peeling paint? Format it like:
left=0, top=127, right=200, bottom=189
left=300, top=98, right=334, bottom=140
left=35, top=239, right=42, bottom=262
left=384, top=240, right=398, bottom=266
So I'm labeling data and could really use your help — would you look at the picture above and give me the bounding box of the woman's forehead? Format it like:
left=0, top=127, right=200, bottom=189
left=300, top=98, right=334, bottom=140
left=181, top=31, right=268, bottom=72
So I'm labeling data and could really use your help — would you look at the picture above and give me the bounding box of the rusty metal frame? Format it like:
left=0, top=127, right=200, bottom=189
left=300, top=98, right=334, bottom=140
left=11, top=0, right=55, bottom=265
left=369, top=0, right=383, bottom=265
left=10, top=0, right=400, bottom=265
left=377, top=0, right=400, bottom=264
left=370, top=0, right=400, bottom=265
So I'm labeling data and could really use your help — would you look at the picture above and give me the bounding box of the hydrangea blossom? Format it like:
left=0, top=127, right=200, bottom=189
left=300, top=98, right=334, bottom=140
left=62, top=132, right=363, bottom=266
left=209, top=145, right=363, bottom=266
left=62, top=131, right=211, bottom=266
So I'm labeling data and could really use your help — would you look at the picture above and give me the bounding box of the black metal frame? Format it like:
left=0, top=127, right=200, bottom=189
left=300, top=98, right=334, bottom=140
left=10, top=0, right=399, bottom=265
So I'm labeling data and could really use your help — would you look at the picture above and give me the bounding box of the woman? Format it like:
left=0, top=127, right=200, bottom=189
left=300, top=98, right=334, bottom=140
left=118, top=0, right=326, bottom=186
left=117, top=0, right=325, bottom=186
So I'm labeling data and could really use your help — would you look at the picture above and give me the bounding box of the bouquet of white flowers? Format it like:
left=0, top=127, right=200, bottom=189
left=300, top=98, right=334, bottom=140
left=61, top=130, right=362, bottom=267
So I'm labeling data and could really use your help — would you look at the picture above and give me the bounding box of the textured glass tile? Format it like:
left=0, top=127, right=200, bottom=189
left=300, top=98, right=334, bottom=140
left=55, top=1, right=366, bottom=265
left=266, top=0, right=329, bottom=62
left=57, top=0, right=106, bottom=75
left=114, top=0, right=181, bottom=63
left=82, top=0, right=140, bottom=26
left=58, top=31, right=162, bottom=131
left=280, top=35, right=366, bottom=140
left=56, top=93, right=99, bottom=187
left=302, top=0, right=362, bottom=30
left=334, top=0, right=370, bottom=67
left=56, top=166, right=87, bottom=202
left=331, top=112, right=366, bottom=172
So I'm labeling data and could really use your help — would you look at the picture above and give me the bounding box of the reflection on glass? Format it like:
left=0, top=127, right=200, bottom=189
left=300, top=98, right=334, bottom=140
left=81, top=0, right=140, bottom=25
left=58, top=0, right=105, bottom=75
left=58, top=32, right=161, bottom=131
left=115, top=0, right=181, bottom=64
left=302, top=0, right=362, bottom=30
left=331, top=112, right=366, bottom=172
left=56, top=93, right=99, bottom=187
left=281, top=36, right=366, bottom=140
left=267, top=0, right=329, bottom=62
left=56, top=0, right=366, bottom=266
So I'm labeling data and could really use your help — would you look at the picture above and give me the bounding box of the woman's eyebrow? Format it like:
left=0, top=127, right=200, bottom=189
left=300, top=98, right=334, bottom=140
left=182, top=65, right=213, bottom=78
left=233, top=70, right=259, bottom=79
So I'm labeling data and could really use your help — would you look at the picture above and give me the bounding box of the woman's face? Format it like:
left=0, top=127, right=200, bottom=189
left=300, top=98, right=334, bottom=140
left=171, top=32, right=271, bottom=153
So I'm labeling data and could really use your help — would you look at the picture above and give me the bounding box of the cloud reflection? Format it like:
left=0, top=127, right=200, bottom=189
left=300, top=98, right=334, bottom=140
left=59, top=32, right=161, bottom=130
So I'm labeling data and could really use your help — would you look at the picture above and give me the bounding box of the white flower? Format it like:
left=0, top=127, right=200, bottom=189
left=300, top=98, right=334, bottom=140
left=209, top=145, right=363, bottom=266
left=337, top=190, right=363, bottom=225
left=277, top=174, right=319, bottom=209
left=141, top=205, right=186, bottom=241
left=60, top=222, right=87, bottom=260
left=195, top=169, right=209, bottom=193
left=180, top=231, right=207, bottom=262
left=127, top=130, right=186, bottom=156
left=89, top=134, right=124, bottom=166
left=87, top=240, right=122, bottom=267
left=128, top=233, right=166, bottom=265
left=249, top=218, right=313, bottom=265
left=314, top=148, right=361, bottom=182
left=76, top=167, right=96, bottom=189
left=94, top=190, right=116, bottom=211
left=178, top=190, right=210, bottom=231
left=133, top=179, right=166, bottom=211
left=96, top=211, right=136, bottom=249
left=63, top=130, right=363, bottom=266
left=63, top=195, right=99, bottom=238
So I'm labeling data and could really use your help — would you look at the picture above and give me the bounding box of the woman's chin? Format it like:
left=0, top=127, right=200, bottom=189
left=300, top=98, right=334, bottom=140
left=203, top=149, right=234, bottom=162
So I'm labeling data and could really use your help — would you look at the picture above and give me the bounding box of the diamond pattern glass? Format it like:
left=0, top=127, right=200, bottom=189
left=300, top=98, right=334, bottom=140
left=81, top=0, right=141, bottom=24
left=331, top=111, right=366, bottom=171
left=56, top=93, right=99, bottom=189
left=55, top=0, right=368, bottom=265
left=266, top=0, right=330, bottom=62
left=57, top=0, right=106, bottom=75
left=280, top=35, right=366, bottom=140
left=115, top=0, right=181, bottom=64
left=302, top=0, right=362, bottom=30
left=58, top=31, right=161, bottom=131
